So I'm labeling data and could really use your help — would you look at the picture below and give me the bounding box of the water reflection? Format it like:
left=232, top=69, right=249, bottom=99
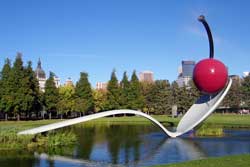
left=1, top=125, right=250, bottom=167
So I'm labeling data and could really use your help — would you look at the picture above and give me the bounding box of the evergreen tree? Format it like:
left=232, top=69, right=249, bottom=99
left=105, top=70, right=120, bottom=110
left=146, top=80, right=172, bottom=114
left=128, top=70, right=144, bottom=110
left=178, top=86, right=189, bottom=113
left=241, top=75, right=250, bottom=109
left=12, top=53, right=26, bottom=121
left=22, top=61, right=42, bottom=118
left=159, top=80, right=172, bottom=114
left=0, top=58, right=12, bottom=120
left=141, top=81, right=154, bottom=114
left=0, top=69, right=1, bottom=114
left=171, top=81, right=180, bottom=107
left=120, top=71, right=130, bottom=109
left=44, top=72, right=59, bottom=119
left=75, top=72, right=94, bottom=115
left=171, top=81, right=192, bottom=114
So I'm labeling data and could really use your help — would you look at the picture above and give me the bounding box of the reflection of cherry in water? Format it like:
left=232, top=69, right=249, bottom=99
left=193, top=15, right=228, bottom=94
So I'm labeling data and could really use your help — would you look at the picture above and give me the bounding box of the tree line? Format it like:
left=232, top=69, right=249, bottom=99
left=0, top=54, right=250, bottom=120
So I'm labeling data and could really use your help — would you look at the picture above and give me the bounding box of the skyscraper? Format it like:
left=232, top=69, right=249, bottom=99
left=176, top=60, right=195, bottom=87
left=182, top=61, right=195, bottom=77
left=139, top=71, right=154, bottom=83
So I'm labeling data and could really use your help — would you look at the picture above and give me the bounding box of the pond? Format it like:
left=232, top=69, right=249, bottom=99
left=1, top=124, right=250, bottom=167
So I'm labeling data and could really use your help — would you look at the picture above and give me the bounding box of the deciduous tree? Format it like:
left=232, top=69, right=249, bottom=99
left=57, top=84, right=75, bottom=119
left=241, top=75, right=250, bottom=109
left=93, top=89, right=107, bottom=112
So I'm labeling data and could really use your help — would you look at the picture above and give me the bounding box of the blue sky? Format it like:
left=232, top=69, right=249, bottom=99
left=0, top=0, right=249, bottom=87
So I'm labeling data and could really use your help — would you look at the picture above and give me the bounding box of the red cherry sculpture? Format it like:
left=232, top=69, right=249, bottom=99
left=193, top=58, right=228, bottom=94
left=193, top=15, right=228, bottom=94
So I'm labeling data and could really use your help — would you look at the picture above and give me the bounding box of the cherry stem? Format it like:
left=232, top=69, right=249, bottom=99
left=198, top=15, right=214, bottom=59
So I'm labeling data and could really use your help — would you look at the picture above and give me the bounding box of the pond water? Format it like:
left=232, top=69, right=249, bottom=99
left=1, top=124, right=250, bottom=167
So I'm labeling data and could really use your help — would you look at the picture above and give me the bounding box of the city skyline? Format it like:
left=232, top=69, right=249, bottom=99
left=0, top=1, right=250, bottom=86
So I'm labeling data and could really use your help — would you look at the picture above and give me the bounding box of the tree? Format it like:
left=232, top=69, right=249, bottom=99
left=145, top=80, right=172, bottom=115
left=22, top=61, right=42, bottom=119
left=170, top=81, right=180, bottom=108
left=75, top=72, right=94, bottom=115
left=120, top=71, right=130, bottom=109
left=171, top=81, right=192, bottom=114
left=141, top=81, right=154, bottom=114
left=157, top=80, right=172, bottom=114
left=11, top=53, right=26, bottom=121
left=221, top=78, right=240, bottom=111
left=57, top=84, right=75, bottom=119
left=105, top=70, right=121, bottom=110
left=93, top=89, right=107, bottom=112
left=1, top=55, right=41, bottom=120
left=187, top=80, right=201, bottom=109
left=178, top=86, right=189, bottom=113
left=44, top=72, right=59, bottom=119
left=127, top=70, right=144, bottom=110
left=0, top=58, right=12, bottom=120
left=241, top=75, right=250, bottom=109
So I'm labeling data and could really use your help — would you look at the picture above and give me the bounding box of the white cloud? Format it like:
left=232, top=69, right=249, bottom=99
left=186, top=24, right=223, bottom=45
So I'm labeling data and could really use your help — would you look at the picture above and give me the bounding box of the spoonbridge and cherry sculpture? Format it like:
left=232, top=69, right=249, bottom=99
left=18, top=15, right=232, bottom=138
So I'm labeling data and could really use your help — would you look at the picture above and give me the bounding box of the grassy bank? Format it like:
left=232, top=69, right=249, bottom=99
left=1, top=113, right=250, bottom=150
left=1, top=114, right=250, bottom=128
left=204, top=114, right=250, bottom=128
left=78, top=114, right=250, bottom=128
left=0, top=122, right=76, bottom=150
left=195, top=124, right=224, bottom=136
left=153, top=154, right=250, bottom=167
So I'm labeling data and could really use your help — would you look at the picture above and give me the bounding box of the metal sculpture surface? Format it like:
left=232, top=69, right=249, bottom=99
left=18, top=15, right=232, bottom=138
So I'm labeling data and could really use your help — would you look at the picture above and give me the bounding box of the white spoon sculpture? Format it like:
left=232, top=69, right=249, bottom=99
left=18, top=15, right=232, bottom=138
left=18, top=79, right=232, bottom=137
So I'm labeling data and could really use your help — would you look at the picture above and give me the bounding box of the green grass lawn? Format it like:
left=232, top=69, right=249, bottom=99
left=0, top=119, right=61, bottom=131
left=153, top=154, right=250, bottom=167
left=204, top=114, right=250, bottom=128
left=0, top=114, right=250, bottom=155
left=68, top=113, right=250, bottom=128
left=1, top=113, right=250, bottom=130
left=0, top=120, right=75, bottom=150
left=90, top=114, right=250, bottom=128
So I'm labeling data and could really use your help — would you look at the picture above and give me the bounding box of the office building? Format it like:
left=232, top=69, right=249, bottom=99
left=96, top=82, right=107, bottom=90
left=176, top=60, right=195, bottom=87
left=65, top=77, right=74, bottom=86
left=139, top=71, right=154, bottom=83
